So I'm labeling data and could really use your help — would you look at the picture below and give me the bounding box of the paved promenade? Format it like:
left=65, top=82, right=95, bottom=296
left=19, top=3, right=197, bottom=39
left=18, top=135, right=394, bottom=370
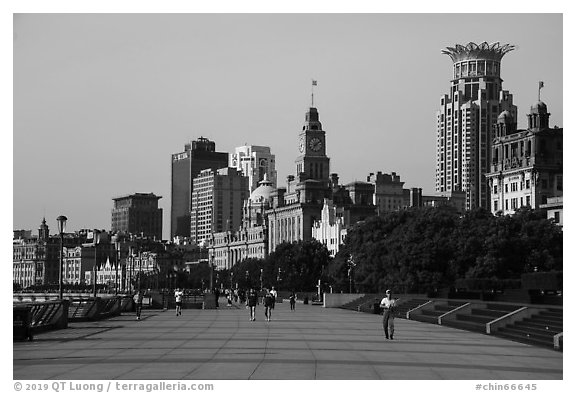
left=13, top=302, right=562, bottom=380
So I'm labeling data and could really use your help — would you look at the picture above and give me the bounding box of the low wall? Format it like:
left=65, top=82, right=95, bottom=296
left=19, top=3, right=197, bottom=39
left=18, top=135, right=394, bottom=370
left=323, top=293, right=365, bottom=308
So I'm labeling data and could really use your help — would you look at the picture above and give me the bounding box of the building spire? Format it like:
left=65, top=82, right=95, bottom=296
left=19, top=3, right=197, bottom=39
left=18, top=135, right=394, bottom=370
left=538, top=81, right=544, bottom=101
left=311, top=79, right=317, bottom=107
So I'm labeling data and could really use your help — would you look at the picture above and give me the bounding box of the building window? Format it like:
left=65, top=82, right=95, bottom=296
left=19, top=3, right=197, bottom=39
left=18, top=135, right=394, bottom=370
left=505, top=200, right=509, bottom=210
left=554, top=211, right=560, bottom=223
left=526, top=196, right=531, bottom=207
left=526, top=179, right=530, bottom=189
left=505, top=184, right=509, bottom=193
left=493, top=185, right=498, bottom=194
left=493, top=200, right=498, bottom=211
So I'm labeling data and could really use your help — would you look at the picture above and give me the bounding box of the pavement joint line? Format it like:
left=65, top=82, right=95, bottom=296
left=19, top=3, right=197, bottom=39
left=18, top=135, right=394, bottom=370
left=14, top=304, right=562, bottom=380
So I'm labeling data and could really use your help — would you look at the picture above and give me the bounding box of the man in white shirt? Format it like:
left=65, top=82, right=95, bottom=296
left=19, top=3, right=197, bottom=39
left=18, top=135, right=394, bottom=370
left=270, top=286, right=278, bottom=309
left=380, top=289, right=397, bottom=340
left=174, top=288, right=184, bottom=316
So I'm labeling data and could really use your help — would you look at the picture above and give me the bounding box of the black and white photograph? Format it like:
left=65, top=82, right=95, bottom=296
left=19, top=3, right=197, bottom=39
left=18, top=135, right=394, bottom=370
left=7, top=2, right=570, bottom=391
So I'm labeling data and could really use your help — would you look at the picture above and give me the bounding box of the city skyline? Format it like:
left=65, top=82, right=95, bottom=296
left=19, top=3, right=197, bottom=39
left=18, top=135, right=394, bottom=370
left=13, top=14, right=563, bottom=240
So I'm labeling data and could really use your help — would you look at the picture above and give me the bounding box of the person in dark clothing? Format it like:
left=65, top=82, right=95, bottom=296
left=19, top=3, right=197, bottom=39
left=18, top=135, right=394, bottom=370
left=135, top=290, right=144, bottom=320
left=263, top=288, right=274, bottom=321
left=247, top=288, right=258, bottom=321
left=289, top=291, right=297, bottom=311
left=213, top=288, right=220, bottom=308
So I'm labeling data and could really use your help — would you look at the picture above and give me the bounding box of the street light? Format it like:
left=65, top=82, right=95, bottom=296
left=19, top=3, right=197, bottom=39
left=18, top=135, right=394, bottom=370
left=93, top=231, right=100, bottom=298
left=114, top=238, right=121, bottom=295
left=347, top=255, right=356, bottom=294
left=260, top=268, right=263, bottom=291
left=56, top=215, right=67, bottom=300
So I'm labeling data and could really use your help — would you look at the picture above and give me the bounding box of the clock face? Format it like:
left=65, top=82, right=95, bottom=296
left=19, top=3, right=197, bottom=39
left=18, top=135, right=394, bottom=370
left=309, top=137, right=323, bottom=152
left=299, top=137, right=305, bottom=153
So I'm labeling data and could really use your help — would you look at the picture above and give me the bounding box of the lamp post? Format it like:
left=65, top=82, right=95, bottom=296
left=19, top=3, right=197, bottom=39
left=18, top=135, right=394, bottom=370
left=260, top=268, right=263, bottom=291
left=347, top=255, right=356, bottom=294
left=209, top=256, right=214, bottom=292
left=56, top=215, right=67, bottom=300
left=114, top=239, right=121, bottom=295
left=93, top=231, right=100, bottom=298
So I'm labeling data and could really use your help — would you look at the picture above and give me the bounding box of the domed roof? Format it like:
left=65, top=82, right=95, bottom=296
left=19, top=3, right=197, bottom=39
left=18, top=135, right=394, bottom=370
left=249, top=174, right=275, bottom=203
left=530, top=100, right=548, bottom=114
left=497, top=110, right=512, bottom=123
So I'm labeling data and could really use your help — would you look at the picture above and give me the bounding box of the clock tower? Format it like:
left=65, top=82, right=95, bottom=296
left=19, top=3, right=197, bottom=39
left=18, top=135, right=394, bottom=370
left=295, top=107, right=330, bottom=182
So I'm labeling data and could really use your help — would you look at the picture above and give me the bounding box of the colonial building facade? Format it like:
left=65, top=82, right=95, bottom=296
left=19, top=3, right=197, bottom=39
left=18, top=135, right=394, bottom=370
left=437, top=42, right=517, bottom=210
left=486, top=101, right=562, bottom=215
left=208, top=176, right=273, bottom=270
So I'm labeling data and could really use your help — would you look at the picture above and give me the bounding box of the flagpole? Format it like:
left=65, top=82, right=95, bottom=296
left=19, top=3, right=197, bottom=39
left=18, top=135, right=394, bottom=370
left=311, top=79, right=317, bottom=107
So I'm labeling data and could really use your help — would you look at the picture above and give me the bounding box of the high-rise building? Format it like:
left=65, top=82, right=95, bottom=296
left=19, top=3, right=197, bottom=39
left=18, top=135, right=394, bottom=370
left=230, top=145, right=278, bottom=192
left=111, top=193, right=163, bottom=240
left=171, top=137, right=229, bottom=238
left=486, top=101, right=562, bottom=215
left=190, top=167, right=249, bottom=245
left=437, top=42, right=517, bottom=210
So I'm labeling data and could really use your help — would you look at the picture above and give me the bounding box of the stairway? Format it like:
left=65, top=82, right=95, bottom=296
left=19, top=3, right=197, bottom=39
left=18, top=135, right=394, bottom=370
left=410, top=301, right=466, bottom=324
left=443, top=303, right=521, bottom=333
left=493, top=308, right=563, bottom=350
left=340, top=295, right=381, bottom=312
left=393, top=298, right=430, bottom=319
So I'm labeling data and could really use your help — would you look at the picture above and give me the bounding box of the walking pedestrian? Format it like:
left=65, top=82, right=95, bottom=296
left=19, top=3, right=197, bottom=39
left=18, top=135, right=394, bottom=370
left=174, top=288, right=183, bottom=316
left=289, top=291, right=297, bottom=311
left=270, top=286, right=278, bottom=310
left=227, top=290, right=233, bottom=307
left=247, top=288, right=258, bottom=321
left=380, top=289, right=398, bottom=339
left=263, top=288, right=274, bottom=321
left=135, top=290, right=143, bottom=320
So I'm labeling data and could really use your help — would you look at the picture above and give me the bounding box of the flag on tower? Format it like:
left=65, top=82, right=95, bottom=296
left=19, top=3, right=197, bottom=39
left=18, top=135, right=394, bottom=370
left=312, top=80, right=317, bottom=86
left=539, top=81, right=544, bottom=89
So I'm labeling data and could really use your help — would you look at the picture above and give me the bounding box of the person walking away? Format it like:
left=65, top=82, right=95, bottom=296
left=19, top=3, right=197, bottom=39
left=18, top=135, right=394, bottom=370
left=135, top=290, right=144, bottom=320
left=270, top=286, right=278, bottom=310
left=174, top=288, right=183, bottom=316
left=247, top=288, right=258, bottom=321
left=289, top=291, right=297, bottom=311
left=263, top=288, right=274, bottom=321
left=227, top=290, right=233, bottom=307
left=380, top=289, right=398, bottom=339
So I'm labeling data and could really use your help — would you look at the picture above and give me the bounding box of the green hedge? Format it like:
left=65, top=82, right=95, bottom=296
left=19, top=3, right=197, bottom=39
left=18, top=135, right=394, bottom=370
left=521, top=271, right=562, bottom=290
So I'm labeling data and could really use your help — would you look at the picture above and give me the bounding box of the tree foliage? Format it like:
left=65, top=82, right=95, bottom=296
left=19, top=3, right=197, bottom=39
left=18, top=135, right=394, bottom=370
left=333, top=206, right=562, bottom=294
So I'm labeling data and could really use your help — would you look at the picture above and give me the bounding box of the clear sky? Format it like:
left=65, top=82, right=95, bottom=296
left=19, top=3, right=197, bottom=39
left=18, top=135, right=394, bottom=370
left=13, top=13, right=563, bottom=240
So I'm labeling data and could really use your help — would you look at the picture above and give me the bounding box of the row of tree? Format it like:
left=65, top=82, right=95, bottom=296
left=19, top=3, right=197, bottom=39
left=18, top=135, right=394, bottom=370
left=159, top=206, right=563, bottom=295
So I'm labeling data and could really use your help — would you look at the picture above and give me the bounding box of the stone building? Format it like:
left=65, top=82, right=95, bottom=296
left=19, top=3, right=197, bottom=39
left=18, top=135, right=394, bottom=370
left=111, top=193, right=163, bottom=240
left=230, top=145, right=278, bottom=192
left=486, top=101, right=562, bottom=215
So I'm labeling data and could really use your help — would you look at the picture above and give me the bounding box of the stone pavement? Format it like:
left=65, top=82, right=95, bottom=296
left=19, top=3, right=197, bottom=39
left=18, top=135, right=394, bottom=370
left=13, top=302, right=562, bottom=380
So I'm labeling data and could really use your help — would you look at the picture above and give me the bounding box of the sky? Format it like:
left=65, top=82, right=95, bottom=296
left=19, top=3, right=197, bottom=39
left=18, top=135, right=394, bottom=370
left=12, top=13, right=563, bottom=241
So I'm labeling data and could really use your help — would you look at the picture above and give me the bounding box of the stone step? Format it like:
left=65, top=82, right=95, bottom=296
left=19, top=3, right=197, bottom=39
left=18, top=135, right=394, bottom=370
left=442, top=319, right=486, bottom=333
left=494, top=329, right=554, bottom=348
left=410, top=314, right=438, bottom=324
left=521, top=319, right=563, bottom=330
left=507, top=324, right=561, bottom=336
left=456, top=314, right=492, bottom=324
left=485, top=303, right=523, bottom=312
left=500, top=326, right=556, bottom=342
left=472, top=308, right=508, bottom=318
